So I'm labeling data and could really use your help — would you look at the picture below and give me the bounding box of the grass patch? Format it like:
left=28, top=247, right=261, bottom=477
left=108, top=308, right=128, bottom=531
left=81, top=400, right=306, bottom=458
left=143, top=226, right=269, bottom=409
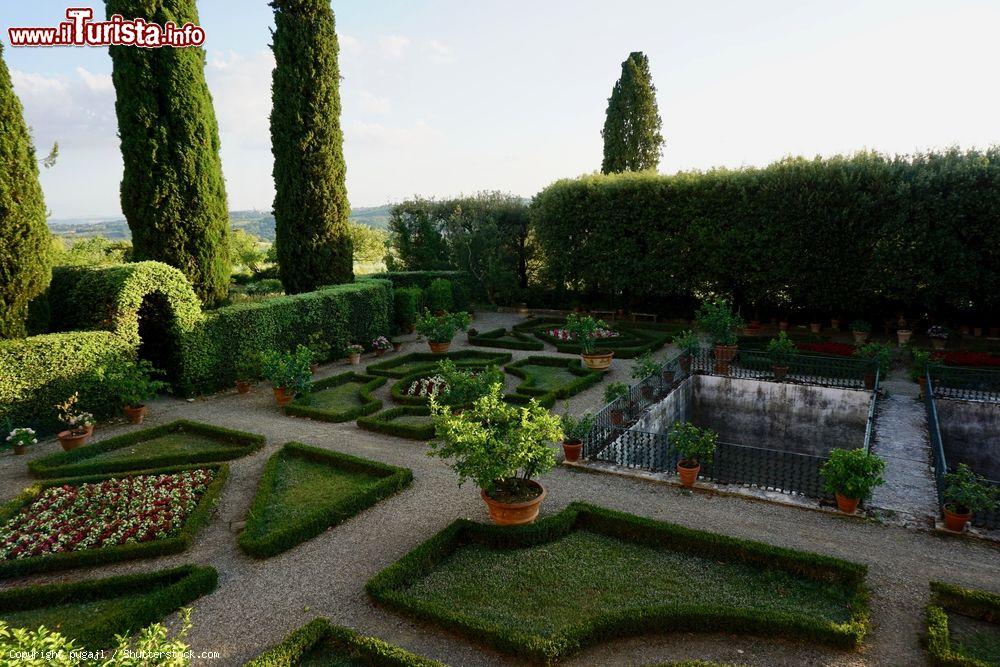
left=28, top=420, right=264, bottom=478
left=0, top=565, right=216, bottom=649
left=285, top=373, right=386, bottom=423
left=367, top=350, right=512, bottom=378
left=367, top=502, right=869, bottom=663
left=357, top=406, right=435, bottom=440
left=924, top=581, right=1000, bottom=666
left=505, top=356, right=602, bottom=401
left=238, top=443, right=412, bottom=558
left=469, top=327, right=544, bottom=351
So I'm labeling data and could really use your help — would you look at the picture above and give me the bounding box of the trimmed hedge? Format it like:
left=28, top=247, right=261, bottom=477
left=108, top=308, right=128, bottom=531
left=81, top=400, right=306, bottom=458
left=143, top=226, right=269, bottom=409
left=284, top=372, right=386, bottom=422
left=515, top=317, right=673, bottom=358
left=27, top=420, right=265, bottom=478
left=924, top=581, right=1000, bottom=667
left=367, top=502, right=870, bottom=663
left=391, top=370, right=447, bottom=406
left=469, top=327, right=544, bottom=351
left=0, top=564, right=216, bottom=649
left=367, top=350, right=512, bottom=379
left=393, top=286, right=423, bottom=334
left=238, top=442, right=412, bottom=558
left=505, top=355, right=603, bottom=401
left=244, top=618, right=445, bottom=667
left=357, top=406, right=435, bottom=440
left=0, top=463, right=228, bottom=577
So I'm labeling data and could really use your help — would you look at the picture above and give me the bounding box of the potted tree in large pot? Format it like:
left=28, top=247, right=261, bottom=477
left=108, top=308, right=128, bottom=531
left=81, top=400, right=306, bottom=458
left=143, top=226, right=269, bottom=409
left=766, top=331, right=796, bottom=381
left=850, top=320, right=871, bottom=345
left=631, top=352, right=663, bottom=399
left=261, top=345, right=313, bottom=409
left=603, top=382, right=631, bottom=426
left=696, top=298, right=745, bottom=374
left=854, top=342, right=891, bottom=390
left=670, top=421, right=717, bottom=488
left=672, top=330, right=701, bottom=373
left=941, top=464, right=999, bottom=533
left=429, top=384, right=561, bottom=525
left=819, top=448, right=886, bottom=514
left=416, top=310, right=472, bottom=354
left=565, top=313, right=615, bottom=372
left=55, top=393, right=94, bottom=451
left=114, top=360, right=169, bottom=425
left=560, top=409, right=595, bottom=463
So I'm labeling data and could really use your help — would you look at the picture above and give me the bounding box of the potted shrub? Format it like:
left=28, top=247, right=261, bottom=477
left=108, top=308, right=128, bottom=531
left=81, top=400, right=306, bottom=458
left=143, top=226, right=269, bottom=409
left=565, top=313, right=614, bottom=372
left=372, top=336, right=393, bottom=358
left=436, top=360, right=504, bottom=409
left=927, top=325, right=949, bottom=351
left=830, top=317, right=842, bottom=331
left=391, top=339, right=404, bottom=353
left=603, top=382, right=631, bottom=425
left=897, top=320, right=913, bottom=346
left=429, top=384, right=561, bottom=525
left=55, top=393, right=94, bottom=451
left=631, top=352, right=663, bottom=398
left=466, top=327, right=479, bottom=343
left=820, top=448, right=886, bottom=514
left=261, top=345, right=313, bottom=408
left=851, top=320, right=871, bottom=345
left=5, top=427, right=37, bottom=456
left=346, top=344, right=364, bottom=365
left=307, top=332, right=331, bottom=374
left=809, top=321, right=822, bottom=334
left=234, top=353, right=260, bottom=394
left=673, top=329, right=701, bottom=373
left=560, top=410, right=595, bottom=463
left=941, top=464, right=999, bottom=533
left=115, top=360, right=169, bottom=424
left=670, top=421, right=717, bottom=488
left=696, top=298, right=745, bottom=374
left=910, top=349, right=939, bottom=396
left=415, top=310, right=472, bottom=353
left=766, top=332, right=796, bottom=381
left=855, top=342, right=891, bottom=389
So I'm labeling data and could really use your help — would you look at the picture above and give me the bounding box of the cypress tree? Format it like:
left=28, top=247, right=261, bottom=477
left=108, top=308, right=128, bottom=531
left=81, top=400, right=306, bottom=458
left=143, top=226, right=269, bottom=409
left=106, top=0, right=230, bottom=306
left=0, top=43, right=51, bottom=339
left=601, top=52, right=664, bottom=174
left=270, top=0, right=354, bottom=293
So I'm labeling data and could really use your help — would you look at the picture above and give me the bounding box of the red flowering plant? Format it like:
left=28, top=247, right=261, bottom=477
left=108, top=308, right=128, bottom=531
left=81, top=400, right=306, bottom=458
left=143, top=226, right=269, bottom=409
left=935, top=351, right=1000, bottom=368
left=795, top=341, right=857, bottom=357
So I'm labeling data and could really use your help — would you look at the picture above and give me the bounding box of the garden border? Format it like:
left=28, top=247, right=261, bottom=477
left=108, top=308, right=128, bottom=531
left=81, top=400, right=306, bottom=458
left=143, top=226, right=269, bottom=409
left=468, top=327, right=544, bottom=351
left=504, top=355, right=603, bottom=401
left=923, top=581, right=1000, bottom=667
left=513, top=317, right=673, bottom=358
left=284, top=372, right=387, bottom=423
left=366, top=350, right=512, bottom=379
left=357, top=406, right=435, bottom=440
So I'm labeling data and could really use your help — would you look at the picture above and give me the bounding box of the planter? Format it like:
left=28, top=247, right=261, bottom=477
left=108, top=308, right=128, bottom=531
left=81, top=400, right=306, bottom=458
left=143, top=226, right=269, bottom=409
left=809, top=322, right=822, bottom=334
left=713, top=344, right=738, bottom=374
left=12, top=445, right=26, bottom=456
left=310, top=363, right=319, bottom=375
left=562, top=439, right=583, bottom=462
left=57, top=429, right=91, bottom=452
left=272, top=386, right=295, bottom=408
left=375, top=349, right=386, bottom=358
left=679, top=355, right=692, bottom=374
left=973, top=327, right=983, bottom=337
left=778, top=320, right=789, bottom=331
left=429, top=341, right=451, bottom=354
left=772, top=365, right=789, bottom=381
left=897, top=329, right=913, bottom=346
left=863, top=372, right=876, bottom=390
left=677, top=460, right=700, bottom=487
left=830, top=318, right=841, bottom=331
left=917, top=376, right=927, bottom=396
left=581, top=349, right=614, bottom=372
left=661, top=369, right=675, bottom=385
left=123, top=405, right=147, bottom=425
left=943, top=506, right=972, bottom=532
left=481, top=481, right=546, bottom=525
left=348, top=354, right=361, bottom=365
left=392, top=342, right=403, bottom=352
left=931, top=338, right=946, bottom=351
left=610, top=409, right=624, bottom=426
left=852, top=330, right=870, bottom=345
left=235, top=379, right=253, bottom=394
left=517, top=304, right=530, bottom=316
left=835, top=493, right=860, bottom=514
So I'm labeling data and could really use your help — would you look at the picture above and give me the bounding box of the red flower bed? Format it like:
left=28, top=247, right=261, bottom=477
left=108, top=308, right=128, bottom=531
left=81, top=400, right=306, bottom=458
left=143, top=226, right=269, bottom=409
left=795, top=342, right=857, bottom=357
left=934, top=351, right=1000, bottom=367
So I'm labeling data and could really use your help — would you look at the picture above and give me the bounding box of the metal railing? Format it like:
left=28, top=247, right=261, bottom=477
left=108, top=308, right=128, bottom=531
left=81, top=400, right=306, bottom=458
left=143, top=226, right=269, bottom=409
left=930, top=365, right=1000, bottom=402
left=689, top=349, right=875, bottom=390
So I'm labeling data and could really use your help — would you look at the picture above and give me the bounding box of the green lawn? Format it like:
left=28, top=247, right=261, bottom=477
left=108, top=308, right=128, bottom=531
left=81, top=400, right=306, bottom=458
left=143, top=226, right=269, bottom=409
left=308, top=381, right=369, bottom=410
left=512, top=363, right=580, bottom=392
left=299, top=639, right=366, bottom=667
left=4, top=598, right=121, bottom=635
left=83, top=432, right=227, bottom=465
left=949, top=613, right=1000, bottom=665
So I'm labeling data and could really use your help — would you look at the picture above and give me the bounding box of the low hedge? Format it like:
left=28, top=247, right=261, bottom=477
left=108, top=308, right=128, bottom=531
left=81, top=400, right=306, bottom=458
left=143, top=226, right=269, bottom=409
left=469, top=327, right=544, bottom=351
left=28, top=419, right=265, bottom=478
left=357, top=406, right=435, bottom=440
left=367, top=350, right=512, bottom=379
left=505, top=356, right=603, bottom=401
left=284, top=372, right=387, bottom=422
left=0, top=463, right=228, bottom=578
left=514, top=317, right=673, bottom=358
left=924, top=581, right=1000, bottom=666
left=367, top=502, right=870, bottom=663
left=393, top=287, right=423, bottom=334
left=238, top=442, right=413, bottom=558
left=0, top=564, right=217, bottom=649
left=244, top=618, right=445, bottom=667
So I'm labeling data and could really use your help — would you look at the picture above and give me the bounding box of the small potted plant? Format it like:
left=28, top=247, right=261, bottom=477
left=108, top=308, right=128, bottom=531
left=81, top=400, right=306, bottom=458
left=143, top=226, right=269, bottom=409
left=672, top=330, right=701, bottom=373
left=565, top=313, right=614, bottom=372
left=855, top=342, right=891, bottom=389
left=392, top=339, right=404, bottom=353
left=372, top=336, right=393, bottom=358
left=850, top=320, right=871, bottom=345
left=766, top=331, right=796, bottom=381
left=560, top=409, right=595, bottom=463
left=55, top=393, right=94, bottom=451
left=941, top=463, right=999, bottom=533
left=819, top=448, right=886, bottom=514
left=307, top=332, right=331, bottom=374
left=234, top=353, right=260, bottom=394
left=897, top=318, right=913, bottom=346
left=6, top=427, right=37, bottom=456
left=830, top=317, right=842, bottom=331
left=670, top=421, right=717, bottom=488
left=261, top=345, right=313, bottom=408
left=927, top=325, right=949, bottom=351
left=466, top=327, right=479, bottom=343
left=429, top=384, right=561, bottom=525
left=115, top=360, right=169, bottom=424
left=346, top=344, right=364, bottom=365
left=809, top=320, right=822, bottom=334
left=910, top=349, right=934, bottom=395
left=603, top=382, right=631, bottom=426
left=696, top=298, right=745, bottom=374
left=631, top=352, right=663, bottom=398
left=415, top=310, right=472, bottom=353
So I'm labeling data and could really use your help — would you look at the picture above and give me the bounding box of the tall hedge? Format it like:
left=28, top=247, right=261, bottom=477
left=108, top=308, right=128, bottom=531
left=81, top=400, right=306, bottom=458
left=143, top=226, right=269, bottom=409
left=270, top=0, right=354, bottom=293
left=601, top=51, right=663, bottom=174
left=106, top=0, right=231, bottom=307
left=0, top=43, right=51, bottom=339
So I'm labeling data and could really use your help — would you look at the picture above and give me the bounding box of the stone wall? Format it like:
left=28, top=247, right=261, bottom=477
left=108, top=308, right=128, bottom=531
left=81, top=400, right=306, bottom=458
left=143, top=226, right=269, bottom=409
left=935, top=398, right=1000, bottom=481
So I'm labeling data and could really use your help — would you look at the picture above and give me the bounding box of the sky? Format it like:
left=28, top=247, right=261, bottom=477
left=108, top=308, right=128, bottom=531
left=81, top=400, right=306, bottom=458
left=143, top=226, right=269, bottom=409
left=5, top=0, right=1000, bottom=219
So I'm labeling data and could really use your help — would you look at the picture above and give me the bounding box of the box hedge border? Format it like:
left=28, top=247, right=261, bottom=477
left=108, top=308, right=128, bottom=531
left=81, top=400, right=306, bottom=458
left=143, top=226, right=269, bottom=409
left=0, top=564, right=217, bottom=649
left=238, top=442, right=413, bottom=558
left=468, top=327, right=544, bottom=351
left=923, top=581, right=1000, bottom=667
left=28, top=420, right=265, bottom=478
left=0, top=463, right=228, bottom=578
left=367, top=350, right=512, bottom=379
left=513, top=317, right=672, bottom=358
left=244, top=617, right=445, bottom=667
left=505, top=355, right=603, bottom=400
left=366, top=502, right=870, bottom=663
left=357, top=406, right=435, bottom=440
left=284, top=372, right=387, bottom=423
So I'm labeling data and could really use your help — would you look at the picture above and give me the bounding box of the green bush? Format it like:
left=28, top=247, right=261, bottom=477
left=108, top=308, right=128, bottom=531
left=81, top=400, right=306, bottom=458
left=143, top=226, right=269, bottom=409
left=284, top=372, right=386, bottom=422
left=414, top=310, right=471, bottom=344
left=393, top=286, right=423, bottom=333
left=669, top=421, right=718, bottom=467
left=820, top=448, right=886, bottom=501
left=425, top=278, right=454, bottom=313
left=357, top=406, right=435, bottom=440
left=924, top=581, right=1000, bottom=667
left=468, top=327, right=544, bottom=351
left=367, top=349, right=512, bottom=378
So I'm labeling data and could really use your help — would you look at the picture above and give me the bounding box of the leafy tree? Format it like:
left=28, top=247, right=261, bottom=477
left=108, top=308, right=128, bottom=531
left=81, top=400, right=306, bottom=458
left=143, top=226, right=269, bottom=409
left=53, top=237, right=133, bottom=267
left=229, top=229, right=266, bottom=273
left=601, top=51, right=664, bottom=174
left=106, top=0, right=231, bottom=306
left=0, top=43, right=52, bottom=339
left=270, top=0, right=354, bottom=293
left=349, top=222, right=388, bottom=264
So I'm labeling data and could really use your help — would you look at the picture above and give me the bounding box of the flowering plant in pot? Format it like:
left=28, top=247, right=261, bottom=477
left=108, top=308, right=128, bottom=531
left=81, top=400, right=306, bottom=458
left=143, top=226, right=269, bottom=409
left=55, top=393, right=94, bottom=451
left=565, top=313, right=615, bottom=371
left=560, top=406, right=595, bottom=463
left=672, top=329, right=701, bottom=373
left=6, top=428, right=37, bottom=456
left=346, top=344, right=364, bottom=365
left=631, top=352, right=663, bottom=397
left=436, top=360, right=504, bottom=409
left=820, top=448, right=885, bottom=514
left=372, top=336, right=392, bottom=357
left=603, top=382, right=631, bottom=425
left=113, top=360, right=169, bottom=424
left=927, top=325, right=949, bottom=351
left=941, top=464, right=999, bottom=533
left=854, top=342, right=891, bottom=389
left=766, top=332, right=796, bottom=381
left=669, top=421, right=717, bottom=487
left=850, top=320, right=871, bottom=345
left=429, top=384, right=561, bottom=525
left=696, top=298, right=744, bottom=374
left=416, top=310, right=472, bottom=353
left=261, top=345, right=313, bottom=408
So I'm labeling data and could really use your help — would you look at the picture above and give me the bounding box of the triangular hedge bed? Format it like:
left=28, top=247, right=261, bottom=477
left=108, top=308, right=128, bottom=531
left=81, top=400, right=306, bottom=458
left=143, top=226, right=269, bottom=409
left=238, top=442, right=412, bottom=558
left=284, top=372, right=386, bottom=422
left=357, top=406, right=435, bottom=440
left=924, top=581, right=1000, bottom=666
left=366, top=350, right=512, bottom=378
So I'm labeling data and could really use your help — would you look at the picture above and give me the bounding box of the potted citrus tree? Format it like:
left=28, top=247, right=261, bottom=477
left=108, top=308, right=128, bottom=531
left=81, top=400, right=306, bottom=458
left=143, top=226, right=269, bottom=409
left=565, top=313, right=614, bottom=371
left=261, top=345, right=313, bottom=408
left=696, top=298, right=745, bottom=374
left=941, top=463, right=999, bottom=532
left=307, top=331, right=331, bottom=374
left=850, top=320, right=871, bottom=345
left=560, top=409, right=595, bottom=463
left=429, top=384, right=561, bottom=525
left=672, top=329, right=701, bottom=373
left=670, top=421, right=717, bottom=487
left=5, top=427, right=37, bottom=456
left=820, top=448, right=886, bottom=514
left=115, top=360, right=169, bottom=424
left=766, top=331, right=796, bottom=381
left=234, top=352, right=260, bottom=395
left=415, top=310, right=472, bottom=353
left=631, top=352, right=663, bottom=398
left=55, top=393, right=94, bottom=451
left=855, top=342, right=891, bottom=390
left=603, top=382, right=631, bottom=425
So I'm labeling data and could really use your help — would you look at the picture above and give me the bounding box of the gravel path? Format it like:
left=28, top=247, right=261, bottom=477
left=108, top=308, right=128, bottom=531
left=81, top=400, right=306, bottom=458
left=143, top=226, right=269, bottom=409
left=0, top=312, right=996, bottom=667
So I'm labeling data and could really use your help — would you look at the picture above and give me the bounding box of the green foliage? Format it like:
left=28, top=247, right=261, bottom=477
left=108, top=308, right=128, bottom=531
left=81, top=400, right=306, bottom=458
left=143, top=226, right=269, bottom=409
left=53, top=237, right=132, bottom=268
left=368, top=349, right=512, bottom=379
left=505, top=356, right=603, bottom=403
left=357, top=406, right=435, bottom=440
left=603, top=381, right=630, bottom=405
left=467, top=327, right=544, bottom=351
left=631, top=351, right=663, bottom=380
left=414, top=310, right=471, bottom=343
left=284, top=372, right=386, bottom=423
left=943, top=464, right=999, bottom=514
left=260, top=345, right=313, bottom=394
left=820, top=448, right=886, bottom=501
left=854, top=342, right=892, bottom=375
left=436, top=360, right=503, bottom=408
left=672, top=329, right=702, bottom=356
left=229, top=229, right=266, bottom=274
left=601, top=51, right=664, bottom=174
left=0, top=44, right=52, bottom=339
left=392, top=286, right=423, bottom=333
left=425, top=278, right=454, bottom=313
left=850, top=320, right=872, bottom=333
left=349, top=222, right=389, bottom=264
left=924, top=581, right=1000, bottom=667
left=767, top=332, right=797, bottom=365
left=243, top=278, right=283, bottom=296
left=564, top=314, right=609, bottom=354
left=270, top=0, right=353, bottom=292
left=523, top=317, right=673, bottom=358
left=669, top=421, right=718, bottom=466
left=109, top=359, right=169, bottom=409
left=561, top=409, right=595, bottom=442
left=696, top=298, right=744, bottom=346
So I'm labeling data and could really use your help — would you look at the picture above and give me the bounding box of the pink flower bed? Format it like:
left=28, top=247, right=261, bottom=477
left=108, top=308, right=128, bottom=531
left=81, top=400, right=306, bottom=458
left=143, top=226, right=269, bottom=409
left=404, top=375, right=447, bottom=398
left=0, top=469, right=214, bottom=560
left=545, top=328, right=618, bottom=341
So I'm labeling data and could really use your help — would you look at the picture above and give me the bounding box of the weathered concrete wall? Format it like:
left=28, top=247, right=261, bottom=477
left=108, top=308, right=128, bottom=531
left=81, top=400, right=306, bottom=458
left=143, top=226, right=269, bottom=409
left=936, top=398, right=1000, bottom=481
left=634, top=375, right=693, bottom=433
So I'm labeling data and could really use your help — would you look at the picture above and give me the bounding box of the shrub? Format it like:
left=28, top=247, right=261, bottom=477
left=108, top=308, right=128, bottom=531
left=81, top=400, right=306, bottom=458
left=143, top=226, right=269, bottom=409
left=670, top=421, right=718, bottom=466
left=673, top=329, right=702, bottom=356
left=244, top=279, right=284, bottom=296
left=855, top=342, right=892, bottom=375
left=850, top=320, right=871, bottom=333
left=696, top=298, right=744, bottom=346
left=820, top=448, right=886, bottom=501
left=392, top=286, right=423, bottom=333
left=924, top=581, right=1000, bottom=667
left=767, top=332, right=797, bottom=365
left=425, top=278, right=454, bottom=313
left=357, top=406, right=435, bottom=440
left=109, top=359, right=170, bottom=410
left=415, top=310, right=471, bottom=344
left=631, top=351, right=663, bottom=380
left=284, top=372, right=386, bottom=423
left=261, top=345, right=313, bottom=394
left=942, top=463, right=999, bottom=514
left=467, top=327, right=544, bottom=351
left=561, top=410, right=595, bottom=443
left=563, top=314, right=610, bottom=354
left=603, top=381, right=630, bottom=405
left=436, top=360, right=503, bottom=408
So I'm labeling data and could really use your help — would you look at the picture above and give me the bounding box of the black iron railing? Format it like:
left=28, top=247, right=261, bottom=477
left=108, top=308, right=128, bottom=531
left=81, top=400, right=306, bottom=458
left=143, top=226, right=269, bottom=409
left=930, top=366, right=1000, bottom=402
left=687, top=349, right=875, bottom=390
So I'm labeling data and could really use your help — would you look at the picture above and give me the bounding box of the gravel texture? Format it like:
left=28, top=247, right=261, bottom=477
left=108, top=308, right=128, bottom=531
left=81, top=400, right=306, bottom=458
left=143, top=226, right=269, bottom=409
left=0, top=312, right=997, bottom=666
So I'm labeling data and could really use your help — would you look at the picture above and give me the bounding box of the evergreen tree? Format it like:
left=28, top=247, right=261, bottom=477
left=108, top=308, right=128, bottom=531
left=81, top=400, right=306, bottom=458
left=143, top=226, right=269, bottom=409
left=106, top=0, right=230, bottom=306
left=0, top=43, right=51, bottom=339
left=601, top=52, right=664, bottom=174
left=270, top=0, right=354, bottom=293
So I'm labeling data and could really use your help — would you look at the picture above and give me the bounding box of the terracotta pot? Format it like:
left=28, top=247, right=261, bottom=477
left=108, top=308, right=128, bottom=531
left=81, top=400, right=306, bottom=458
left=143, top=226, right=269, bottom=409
left=123, top=405, right=147, bottom=425
left=13, top=445, right=26, bottom=456
left=272, top=386, right=294, bottom=408
left=772, top=365, right=789, bottom=381
left=973, top=327, right=983, bottom=337
left=778, top=321, right=789, bottom=331
left=641, top=386, right=654, bottom=399
left=236, top=380, right=253, bottom=394
left=677, top=461, right=700, bottom=487
left=713, top=344, right=738, bottom=374
left=610, top=409, right=624, bottom=426
left=852, top=331, right=869, bottom=344
left=679, top=355, right=692, bottom=373
left=348, top=354, right=361, bottom=365
left=57, top=429, right=90, bottom=452
left=897, top=329, right=913, bottom=346
left=943, top=506, right=972, bottom=533
left=809, top=322, right=822, bottom=334
left=661, top=369, right=675, bottom=385
left=581, top=349, right=614, bottom=372
left=863, top=372, right=876, bottom=390
left=429, top=341, right=451, bottom=354
left=392, top=343, right=403, bottom=352
left=375, top=349, right=386, bottom=358
left=562, top=439, right=583, bottom=462
left=830, top=319, right=841, bottom=331
left=481, top=481, right=546, bottom=525
left=931, top=338, right=946, bottom=351
left=310, top=363, right=319, bottom=375
left=517, top=304, right=530, bottom=316
left=835, top=492, right=860, bottom=514
left=917, top=376, right=927, bottom=396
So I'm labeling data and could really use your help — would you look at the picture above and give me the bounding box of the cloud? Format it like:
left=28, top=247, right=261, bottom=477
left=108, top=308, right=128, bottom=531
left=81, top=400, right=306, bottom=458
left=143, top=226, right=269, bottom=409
left=346, top=119, right=441, bottom=149
left=11, top=68, right=117, bottom=146
left=422, top=40, right=454, bottom=63
left=377, top=34, right=411, bottom=60
left=206, top=49, right=275, bottom=150
left=357, top=90, right=391, bottom=115
left=75, top=67, right=113, bottom=93
left=339, top=33, right=362, bottom=56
